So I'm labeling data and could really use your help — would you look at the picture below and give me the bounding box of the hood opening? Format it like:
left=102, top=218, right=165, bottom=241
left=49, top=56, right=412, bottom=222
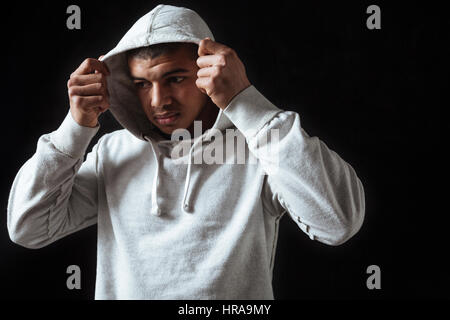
left=99, top=4, right=239, bottom=216
left=101, top=4, right=219, bottom=141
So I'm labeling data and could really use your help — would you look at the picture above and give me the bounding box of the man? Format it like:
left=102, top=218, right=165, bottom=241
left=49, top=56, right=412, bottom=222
left=7, top=5, right=365, bottom=299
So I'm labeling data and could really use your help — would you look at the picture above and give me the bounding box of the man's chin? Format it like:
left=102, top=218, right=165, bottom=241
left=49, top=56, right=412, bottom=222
left=149, top=116, right=199, bottom=139
left=154, top=124, right=189, bottom=139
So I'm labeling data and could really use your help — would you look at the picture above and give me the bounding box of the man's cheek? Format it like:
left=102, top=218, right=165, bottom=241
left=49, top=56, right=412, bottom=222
left=186, top=79, right=203, bottom=93
left=140, top=96, right=152, bottom=112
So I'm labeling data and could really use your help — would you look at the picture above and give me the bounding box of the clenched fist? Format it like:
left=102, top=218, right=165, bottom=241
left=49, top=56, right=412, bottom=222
left=67, top=57, right=110, bottom=128
left=196, top=38, right=251, bottom=110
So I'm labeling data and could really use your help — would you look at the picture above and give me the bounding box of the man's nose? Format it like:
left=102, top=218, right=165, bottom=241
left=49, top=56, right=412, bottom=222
left=150, top=84, right=172, bottom=108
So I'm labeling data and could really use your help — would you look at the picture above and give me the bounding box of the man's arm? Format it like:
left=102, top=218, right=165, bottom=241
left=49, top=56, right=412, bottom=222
left=7, top=113, right=101, bottom=248
left=224, top=86, right=365, bottom=245
left=196, top=38, right=365, bottom=245
left=7, top=57, right=110, bottom=249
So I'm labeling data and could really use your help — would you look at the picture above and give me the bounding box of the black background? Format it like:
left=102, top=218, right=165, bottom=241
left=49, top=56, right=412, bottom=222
left=0, top=0, right=447, bottom=301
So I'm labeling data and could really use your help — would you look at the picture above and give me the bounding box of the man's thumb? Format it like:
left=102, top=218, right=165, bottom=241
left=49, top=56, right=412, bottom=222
left=198, top=38, right=213, bottom=56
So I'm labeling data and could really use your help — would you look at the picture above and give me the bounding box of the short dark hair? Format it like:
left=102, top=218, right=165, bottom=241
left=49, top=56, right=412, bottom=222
left=126, top=42, right=198, bottom=61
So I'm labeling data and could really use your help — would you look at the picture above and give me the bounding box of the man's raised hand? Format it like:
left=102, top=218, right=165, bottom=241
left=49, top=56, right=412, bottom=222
left=196, top=38, right=251, bottom=110
left=67, top=57, right=110, bottom=128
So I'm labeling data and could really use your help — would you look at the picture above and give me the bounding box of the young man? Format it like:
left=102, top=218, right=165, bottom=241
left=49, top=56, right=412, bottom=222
left=7, top=5, right=365, bottom=299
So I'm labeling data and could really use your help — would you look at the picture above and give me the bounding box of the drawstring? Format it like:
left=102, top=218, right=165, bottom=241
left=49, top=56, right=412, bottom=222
left=148, top=133, right=207, bottom=216
left=145, top=111, right=226, bottom=216
left=181, top=135, right=205, bottom=213
left=149, top=140, right=161, bottom=216
left=181, top=160, right=193, bottom=213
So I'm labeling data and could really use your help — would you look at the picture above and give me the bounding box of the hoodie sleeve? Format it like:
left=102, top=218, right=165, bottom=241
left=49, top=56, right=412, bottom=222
left=7, top=112, right=101, bottom=249
left=223, top=86, right=365, bottom=246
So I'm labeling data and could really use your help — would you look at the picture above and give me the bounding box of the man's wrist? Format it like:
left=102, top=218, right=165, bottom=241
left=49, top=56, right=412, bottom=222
left=50, top=111, right=100, bottom=159
left=223, top=85, right=282, bottom=138
left=70, top=109, right=100, bottom=128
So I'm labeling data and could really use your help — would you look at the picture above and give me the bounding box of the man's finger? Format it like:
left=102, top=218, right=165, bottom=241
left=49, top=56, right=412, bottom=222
left=68, top=83, right=107, bottom=97
left=196, top=55, right=226, bottom=68
left=95, top=55, right=107, bottom=75
left=197, top=66, right=220, bottom=78
left=195, top=77, right=211, bottom=94
left=68, top=73, right=106, bottom=87
left=198, top=38, right=227, bottom=56
left=72, top=58, right=110, bottom=77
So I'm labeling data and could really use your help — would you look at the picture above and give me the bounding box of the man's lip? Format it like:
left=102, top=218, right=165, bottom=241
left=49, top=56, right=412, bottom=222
left=154, top=112, right=180, bottom=125
left=154, top=112, right=179, bottom=119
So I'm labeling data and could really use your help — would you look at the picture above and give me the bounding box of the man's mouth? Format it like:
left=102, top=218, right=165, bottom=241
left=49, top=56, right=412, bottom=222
left=154, top=112, right=180, bottom=125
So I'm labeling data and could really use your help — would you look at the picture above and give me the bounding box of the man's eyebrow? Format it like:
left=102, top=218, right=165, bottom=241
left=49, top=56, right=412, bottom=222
left=131, top=76, right=148, bottom=81
left=162, top=68, right=189, bottom=78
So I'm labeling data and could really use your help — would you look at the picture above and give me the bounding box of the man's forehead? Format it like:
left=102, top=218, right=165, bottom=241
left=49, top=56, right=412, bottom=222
left=128, top=52, right=196, bottom=79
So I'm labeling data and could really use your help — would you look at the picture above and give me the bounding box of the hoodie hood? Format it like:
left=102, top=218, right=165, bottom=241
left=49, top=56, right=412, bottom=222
left=101, top=4, right=233, bottom=141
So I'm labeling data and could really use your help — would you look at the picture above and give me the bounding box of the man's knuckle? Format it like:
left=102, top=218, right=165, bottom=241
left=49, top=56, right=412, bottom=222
left=213, top=66, right=221, bottom=77
left=222, top=48, right=232, bottom=56
left=85, top=58, right=95, bottom=68
left=218, top=55, right=227, bottom=66
left=70, top=76, right=80, bottom=86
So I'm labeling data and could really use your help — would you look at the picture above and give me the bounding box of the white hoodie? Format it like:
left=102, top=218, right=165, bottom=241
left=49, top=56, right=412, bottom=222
left=7, top=4, right=365, bottom=299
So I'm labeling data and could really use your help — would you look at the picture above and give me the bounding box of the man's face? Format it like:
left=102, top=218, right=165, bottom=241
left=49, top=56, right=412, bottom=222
left=128, top=45, right=209, bottom=136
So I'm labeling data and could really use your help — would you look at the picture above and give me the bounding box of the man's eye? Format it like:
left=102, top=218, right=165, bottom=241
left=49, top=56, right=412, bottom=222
left=169, top=76, right=185, bottom=84
left=135, top=81, right=150, bottom=89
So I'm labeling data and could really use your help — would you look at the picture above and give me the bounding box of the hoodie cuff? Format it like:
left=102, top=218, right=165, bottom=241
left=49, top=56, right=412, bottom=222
left=223, top=86, right=282, bottom=138
left=50, top=111, right=100, bottom=159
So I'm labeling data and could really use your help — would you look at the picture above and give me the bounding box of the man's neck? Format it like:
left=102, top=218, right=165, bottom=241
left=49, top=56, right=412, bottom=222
left=187, top=100, right=219, bottom=137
